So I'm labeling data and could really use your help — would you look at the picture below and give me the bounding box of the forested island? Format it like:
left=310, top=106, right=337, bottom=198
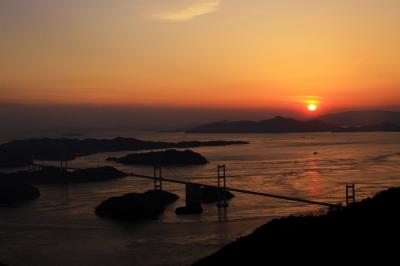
left=0, top=166, right=126, bottom=185
left=0, top=137, right=248, bottom=168
left=0, top=181, right=40, bottom=204
left=108, top=149, right=209, bottom=166
left=96, top=190, right=179, bottom=221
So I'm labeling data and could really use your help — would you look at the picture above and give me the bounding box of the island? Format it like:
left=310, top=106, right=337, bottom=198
left=193, top=187, right=400, bottom=265
left=200, top=186, right=235, bottom=203
left=95, top=190, right=179, bottom=221
left=1, top=166, right=126, bottom=185
left=0, top=137, right=248, bottom=168
left=187, top=116, right=400, bottom=133
left=108, top=149, right=208, bottom=166
left=0, top=178, right=40, bottom=204
left=0, top=154, right=33, bottom=168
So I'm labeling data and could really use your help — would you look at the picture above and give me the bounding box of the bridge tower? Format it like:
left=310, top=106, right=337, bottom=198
left=346, top=184, right=356, bottom=206
left=60, top=160, right=68, bottom=170
left=217, top=164, right=228, bottom=208
left=154, top=166, right=162, bottom=191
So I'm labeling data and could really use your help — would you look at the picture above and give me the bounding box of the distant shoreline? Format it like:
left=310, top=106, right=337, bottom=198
left=0, top=137, right=248, bottom=168
left=187, top=116, right=400, bottom=134
left=186, top=130, right=400, bottom=134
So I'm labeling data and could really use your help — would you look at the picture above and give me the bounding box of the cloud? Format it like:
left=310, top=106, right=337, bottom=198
left=152, top=1, right=221, bottom=22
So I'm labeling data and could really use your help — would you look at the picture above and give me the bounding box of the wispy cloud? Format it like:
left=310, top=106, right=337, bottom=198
left=152, top=1, right=221, bottom=22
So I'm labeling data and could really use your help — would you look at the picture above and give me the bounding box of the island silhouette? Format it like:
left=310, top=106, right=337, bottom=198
left=0, top=138, right=248, bottom=168
left=108, top=149, right=209, bottom=166
left=188, top=116, right=400, bottom=133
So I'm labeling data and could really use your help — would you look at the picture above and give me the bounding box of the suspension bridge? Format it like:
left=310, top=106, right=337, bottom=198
left=32, top=162, right=355, bottom=208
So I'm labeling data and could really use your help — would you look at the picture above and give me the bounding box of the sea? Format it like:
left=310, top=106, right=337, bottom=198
left=1, top=131, right=400, bottom=265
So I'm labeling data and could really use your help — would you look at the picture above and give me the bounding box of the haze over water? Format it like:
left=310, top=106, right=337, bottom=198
left=1, top=131, right=399, bottom=265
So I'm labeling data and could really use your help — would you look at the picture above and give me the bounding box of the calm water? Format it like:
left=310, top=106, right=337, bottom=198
left=1, top=132, right=400, bottom=265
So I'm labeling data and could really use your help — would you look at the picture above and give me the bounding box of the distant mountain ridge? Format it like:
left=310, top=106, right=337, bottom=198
left=187, top=116, right=400, bottom=134
left=319, top=110, right=400, bottom=126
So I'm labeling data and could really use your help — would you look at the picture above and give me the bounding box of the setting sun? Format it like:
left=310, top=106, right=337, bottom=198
left=308, top=104, right=317, bottom=112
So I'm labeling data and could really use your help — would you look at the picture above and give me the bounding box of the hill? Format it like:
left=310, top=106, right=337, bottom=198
left=319, top=110, right=400, bottom=126
left=194, top=187, right=400, bottom=265
left=187, top=116, right=340, bottom=133
left=187, top=116, right=400, bottom=134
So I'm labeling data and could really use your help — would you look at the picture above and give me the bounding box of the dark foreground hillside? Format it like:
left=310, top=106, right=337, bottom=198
left=194, top=188, right=400, bottom=265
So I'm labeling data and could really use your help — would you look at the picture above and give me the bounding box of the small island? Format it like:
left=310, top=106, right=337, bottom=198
left=1, top=166, right=126, bottom=185
left=108, top=149, right=209, bottom=166
left=0, top=180, right=40, bottom=204
left=95, top=190, right=179, bottom=221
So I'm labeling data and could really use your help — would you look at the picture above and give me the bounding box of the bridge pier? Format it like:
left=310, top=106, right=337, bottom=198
left=346, top=184, right=356, bottom=206
left=154, top=166, right=162, bottom=191
left=29, top=164, right=42, bottom=172
left=186, top=184, right=202, bottom=205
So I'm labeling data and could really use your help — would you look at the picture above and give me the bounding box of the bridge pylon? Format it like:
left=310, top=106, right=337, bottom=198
left=60, top=160, right=68, bottom=170
left=346, top=184, right=356, bottom=206
left=217, top=164, right=228, bottom=208
left=154, top=166, right=162, bottom=191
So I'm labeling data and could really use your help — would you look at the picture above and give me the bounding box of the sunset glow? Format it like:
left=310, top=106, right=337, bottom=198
left=1, top=2, right=400, bottom=264
left=1, top=1, right=400, bottom=113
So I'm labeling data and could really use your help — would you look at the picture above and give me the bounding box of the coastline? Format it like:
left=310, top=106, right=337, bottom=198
left=193, top=187, right=400, bottom=264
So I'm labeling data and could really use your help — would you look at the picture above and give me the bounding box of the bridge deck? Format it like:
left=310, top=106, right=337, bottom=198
left=129, top=173, right=339, bottom=207
left=31, top=163, right=340, bottom=207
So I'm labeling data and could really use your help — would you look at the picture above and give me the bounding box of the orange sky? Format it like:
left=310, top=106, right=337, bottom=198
left=1, top=0, right=400, bottom=113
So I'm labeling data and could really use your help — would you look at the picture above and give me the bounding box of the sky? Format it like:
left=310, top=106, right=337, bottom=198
left=1, top=0, right=400, bottom=122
